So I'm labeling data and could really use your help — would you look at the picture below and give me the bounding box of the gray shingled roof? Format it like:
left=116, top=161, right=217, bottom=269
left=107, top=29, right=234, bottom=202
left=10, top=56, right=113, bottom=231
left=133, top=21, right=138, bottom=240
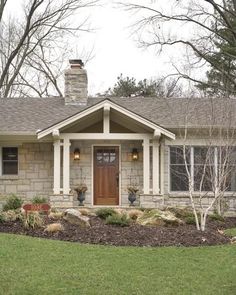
left=0, top=96, right=236, bottom=134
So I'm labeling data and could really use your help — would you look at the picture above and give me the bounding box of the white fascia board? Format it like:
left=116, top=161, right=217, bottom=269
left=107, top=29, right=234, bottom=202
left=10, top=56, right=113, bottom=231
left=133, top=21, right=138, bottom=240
left=108, top=101, right=175, bottom=140
left=37, top=100, right=107, bottom=139
left=37, top=99, right=175, bottom=140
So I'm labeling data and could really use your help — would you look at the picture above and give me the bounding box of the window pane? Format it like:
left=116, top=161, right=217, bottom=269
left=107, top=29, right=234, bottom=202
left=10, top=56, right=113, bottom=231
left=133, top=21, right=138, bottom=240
left=194, top=147, right=214, bottom=165
left=110, top=152, right=116, bottom=163
left=170, top=146, right=190, bottom=164
left=223, top=166, right=236, bottom=191
left=217, top=147, right=236, bottom=192
left=96, top=152, right=103, bottom=163
left=2, top=147, right=18, bottom=175
left=103, top=152, right=109, bottom=163
left=194, top=165, right=213, bottom=191
left=170, top=165, right=189, bottom=191
left=218, top=146, right=236, bottom=166
left=2, top=147, right=18, bottom=160
left=3, top=161, right=18, bottom=175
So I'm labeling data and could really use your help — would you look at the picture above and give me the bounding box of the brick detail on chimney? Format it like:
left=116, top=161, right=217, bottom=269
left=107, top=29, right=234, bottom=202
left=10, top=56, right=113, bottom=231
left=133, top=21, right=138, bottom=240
left=64, top=67, right=88, bottom=105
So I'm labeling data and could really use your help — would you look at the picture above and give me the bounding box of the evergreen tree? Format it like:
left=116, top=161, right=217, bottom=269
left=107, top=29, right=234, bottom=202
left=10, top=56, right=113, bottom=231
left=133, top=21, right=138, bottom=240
left=198, top=0, right=236, bottom=96
left=105, top=74, right=181, bottom=98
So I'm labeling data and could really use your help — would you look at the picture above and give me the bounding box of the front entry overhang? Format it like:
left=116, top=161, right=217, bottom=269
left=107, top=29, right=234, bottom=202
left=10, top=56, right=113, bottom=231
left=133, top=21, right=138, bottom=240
left=37, top=99, right=175, bottom=201
left=37, top=99, right=175, bottom=140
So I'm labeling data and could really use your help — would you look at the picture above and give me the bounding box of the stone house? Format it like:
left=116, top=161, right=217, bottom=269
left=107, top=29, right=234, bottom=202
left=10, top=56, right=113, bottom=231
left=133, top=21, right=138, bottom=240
left=0, top=59, right=236, bottom=215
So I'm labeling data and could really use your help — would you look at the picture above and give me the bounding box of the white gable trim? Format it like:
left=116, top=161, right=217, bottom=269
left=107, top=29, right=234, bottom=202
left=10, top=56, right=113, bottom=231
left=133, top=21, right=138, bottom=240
left=37, top=99, right=175, bottom=139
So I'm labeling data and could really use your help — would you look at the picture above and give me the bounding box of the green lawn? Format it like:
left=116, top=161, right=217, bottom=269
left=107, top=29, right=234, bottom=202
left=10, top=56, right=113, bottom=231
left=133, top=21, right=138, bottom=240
left=0, top=234, right=235, bottom=295
left=224, top=227, right=236, bottom=237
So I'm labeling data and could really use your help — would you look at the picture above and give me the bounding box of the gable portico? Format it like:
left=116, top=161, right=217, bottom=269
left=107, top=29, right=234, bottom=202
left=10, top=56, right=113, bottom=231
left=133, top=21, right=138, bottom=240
left=38, top=99, right=175, bottom=206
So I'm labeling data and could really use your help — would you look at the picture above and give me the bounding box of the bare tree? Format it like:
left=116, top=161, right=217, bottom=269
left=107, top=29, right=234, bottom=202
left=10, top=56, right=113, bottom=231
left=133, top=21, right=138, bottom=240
left=0, top=0, right=98, bottom=98
left=169, top=97, right=236, bottom=231
left=0, top=0, right=7, bottom=22
left=120, top=0, right=236, bottom=96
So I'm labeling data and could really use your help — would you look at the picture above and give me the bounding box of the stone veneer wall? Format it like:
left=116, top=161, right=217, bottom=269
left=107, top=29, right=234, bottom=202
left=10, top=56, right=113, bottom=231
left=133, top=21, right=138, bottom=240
left=68, top=140, right=143, bottom=207
left=139, top=194, right=236, bottom=216
left=120, top=141, right=143, bottom=206
left=0, top=143, right=53, bottom=209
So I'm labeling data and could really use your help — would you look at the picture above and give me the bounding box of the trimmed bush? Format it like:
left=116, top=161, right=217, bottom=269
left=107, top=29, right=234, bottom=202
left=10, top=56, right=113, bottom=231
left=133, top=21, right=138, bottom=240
left=32, top=196, right=48, bottom=204
left=95, top=208, right=116, bottom=219
left=105, top=213, right=130, bottom=227
left=3, top=195, right=23, bottom=211
left=23, top=212, right=43, bottom=229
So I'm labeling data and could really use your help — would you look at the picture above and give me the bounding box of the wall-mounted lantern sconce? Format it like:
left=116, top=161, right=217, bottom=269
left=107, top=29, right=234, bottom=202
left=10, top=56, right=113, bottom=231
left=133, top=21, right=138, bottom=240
left=74, top=148, right=80, bottom=160
left=132, top=148, right=139, bottom=161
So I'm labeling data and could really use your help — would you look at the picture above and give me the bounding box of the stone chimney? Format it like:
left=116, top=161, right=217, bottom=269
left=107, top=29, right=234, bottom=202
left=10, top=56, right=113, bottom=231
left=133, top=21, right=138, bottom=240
left=64, top=59, right=88, bottom=105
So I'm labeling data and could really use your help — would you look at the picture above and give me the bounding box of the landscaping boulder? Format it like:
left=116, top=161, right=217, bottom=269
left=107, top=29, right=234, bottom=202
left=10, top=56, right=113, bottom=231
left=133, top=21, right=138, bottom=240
left=137, top=209, right=183, bottom=226
left=64, top=209, right=90, bottom=227
left=231, top=236, right=236, bottom=244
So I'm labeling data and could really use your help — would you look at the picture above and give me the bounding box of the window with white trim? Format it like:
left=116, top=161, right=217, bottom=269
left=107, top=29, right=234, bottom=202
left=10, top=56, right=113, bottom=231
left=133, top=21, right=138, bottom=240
left=1, top=147, right=18, bottom=175
left=170, top=146, right=236, bottom=192
left=169, top=146, right=190, bottom=191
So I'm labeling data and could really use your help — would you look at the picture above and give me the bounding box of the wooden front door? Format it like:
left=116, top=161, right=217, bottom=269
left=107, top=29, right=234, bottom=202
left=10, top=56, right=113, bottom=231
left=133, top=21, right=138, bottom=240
left=94, top=146, right=119, bottom=205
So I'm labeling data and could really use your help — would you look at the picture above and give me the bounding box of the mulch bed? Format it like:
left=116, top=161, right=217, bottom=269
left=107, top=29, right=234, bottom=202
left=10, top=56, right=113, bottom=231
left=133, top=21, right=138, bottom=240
left=1, top=216, right=236, bottom=247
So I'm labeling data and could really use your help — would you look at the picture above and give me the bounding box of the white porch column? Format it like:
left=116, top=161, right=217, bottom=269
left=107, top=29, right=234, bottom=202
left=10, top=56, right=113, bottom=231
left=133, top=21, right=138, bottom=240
left=103, top=104, right=110, bottom=134
left=160, top=142, right=165, bottom=195
left=63, top=138, right=71, bottom=195
left=143, top=138, right=150, bottom=194
left=152, top=140, right=160, bottom=194
left=53, top=140, right=61, bottom=194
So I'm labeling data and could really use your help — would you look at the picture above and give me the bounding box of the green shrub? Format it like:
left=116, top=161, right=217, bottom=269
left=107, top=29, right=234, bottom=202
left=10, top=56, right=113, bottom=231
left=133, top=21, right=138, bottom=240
left=105, top=213, right=130, bottom=227
left=169, top=207, right=194, bottom=219
left=3, top=195, right=23, bottom=211
left=0, top=214, right=5, bottom=223
left=95, top=208, right=116, bottom=219
left=169, top=207, right=202, bottom=225
left=1, top=209, right=23, bottom=222
left=224, top=228, right=236, bottom=237
left=32, top=196, right=48, bottom=204
left=23, top=212, right=43, bottom=229
left=209, top=212, right=225, bottom=222
left=185, top=216, right=196, bottom=225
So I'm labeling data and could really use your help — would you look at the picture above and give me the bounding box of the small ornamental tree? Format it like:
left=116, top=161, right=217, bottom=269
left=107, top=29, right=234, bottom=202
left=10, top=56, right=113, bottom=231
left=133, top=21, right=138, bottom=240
left=169, top=97, right=236, bottom=231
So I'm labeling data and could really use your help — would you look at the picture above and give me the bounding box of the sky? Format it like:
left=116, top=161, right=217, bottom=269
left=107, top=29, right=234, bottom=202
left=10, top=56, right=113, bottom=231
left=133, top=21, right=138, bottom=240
left=79, top=1, right=174, bottom=95
left=80, top=1, right=179, bottom=95
left=6, top=0, right=190, bottom=96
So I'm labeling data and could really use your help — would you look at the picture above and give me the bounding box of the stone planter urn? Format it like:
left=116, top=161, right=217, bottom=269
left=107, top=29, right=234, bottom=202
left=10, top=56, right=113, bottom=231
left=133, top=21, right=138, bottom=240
left=127, top=185, right=139, bottom=206
left=77, top=192, right=86, bottom=206
left=74, top=184, right=87, bottom=207
left=128, top=192, right=137, bottom=206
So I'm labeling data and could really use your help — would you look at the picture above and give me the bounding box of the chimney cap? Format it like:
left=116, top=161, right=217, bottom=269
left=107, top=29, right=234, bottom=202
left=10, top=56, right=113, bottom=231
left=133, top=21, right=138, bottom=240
left=69, top=59, right=84, bottom=68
